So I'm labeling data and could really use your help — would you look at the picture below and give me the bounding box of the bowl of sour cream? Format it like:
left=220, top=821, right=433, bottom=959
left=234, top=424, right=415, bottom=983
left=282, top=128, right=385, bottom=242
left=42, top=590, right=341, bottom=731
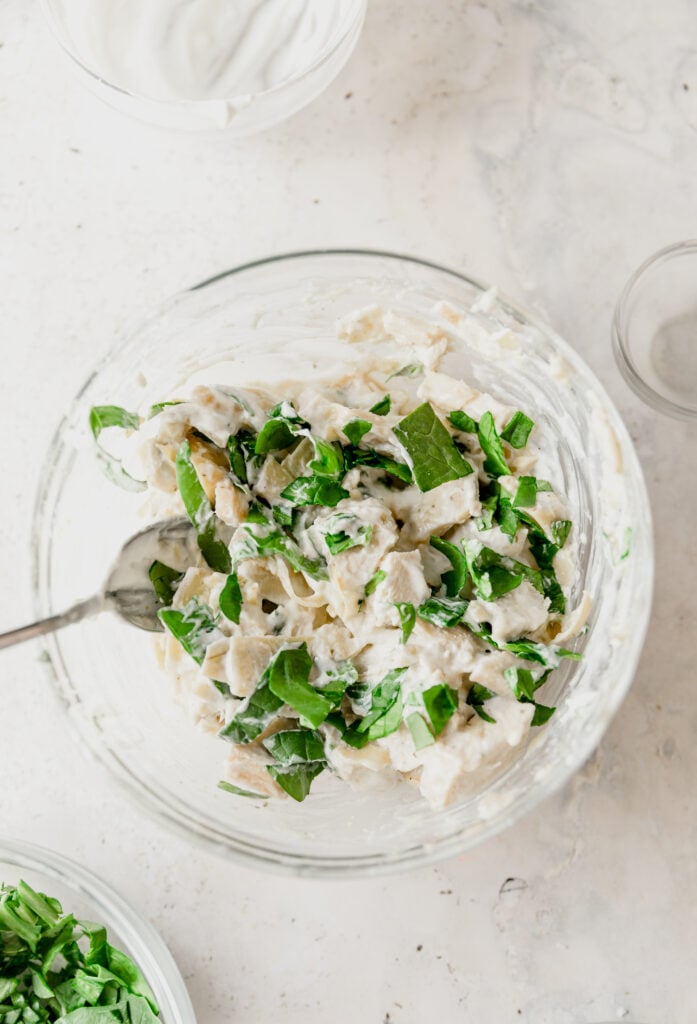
left=40, top=0, right=367, bottom=133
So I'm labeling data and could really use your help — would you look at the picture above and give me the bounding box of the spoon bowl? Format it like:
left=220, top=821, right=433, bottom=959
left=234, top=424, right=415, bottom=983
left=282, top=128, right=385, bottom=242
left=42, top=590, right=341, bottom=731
left=104, top=516, right=198, bottom=632
left=0, top=516, right=198, bottom=648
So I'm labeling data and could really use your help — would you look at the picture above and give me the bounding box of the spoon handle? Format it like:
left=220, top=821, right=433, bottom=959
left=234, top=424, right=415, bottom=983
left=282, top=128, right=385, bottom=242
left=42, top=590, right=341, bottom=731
left=0, top=596, right=103, bottom=650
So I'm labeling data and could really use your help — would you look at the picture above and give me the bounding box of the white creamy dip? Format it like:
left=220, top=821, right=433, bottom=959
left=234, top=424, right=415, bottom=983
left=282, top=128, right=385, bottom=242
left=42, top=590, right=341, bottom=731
left=55, top=0, right=357, bottom=102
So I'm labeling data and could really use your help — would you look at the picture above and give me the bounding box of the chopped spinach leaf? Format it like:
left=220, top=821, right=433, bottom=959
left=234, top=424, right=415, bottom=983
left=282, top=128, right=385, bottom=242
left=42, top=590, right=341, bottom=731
left=407, top=712, right=436, bottom=751
left=395, top=602, right=416, bottom=643
left=281, top=476, right=349, bottom=507
left=387, top=362, right=424, bottom=379
left=504, top=666, right=556, bottom=726
left=497, top=493, right=520, bottom=541
left=463, top=540, right=543, bottom=602
left=176, top=439, right=231, bottom=573
left=551, top=519, right=572, bottom=548
left=324, top=523, right=373, bottom=556
left=319, top=660, right=358, bottom=706
left=267, top=761, right=325, bottom=802
left=344, top=445, right=413, bottom=483
left=148, top=560, right=183, bottom=606
left=530, top=703, right=556, bottom=726
left=500, top=410, right=534, bottom=448
left=267, top=644, right=333, bottom=729
left=218, top=780, right=267, bottom=799
left=422, top=683, right=459, bottom=734
left=219, top=671, right=283, bottom=744
left=227, top=432, right=250, bottom=486
left=308, top=437, right=345, bottom=479
left=504, top=666, right=537, bottom=702
left=513, top=476, right=553, bottom=508
left=263, top=728, right=326, bottom=765
left=476, top=492, right=497, bottom=533
left=324, top=712, right=371, bottom=749
left=466, top=682, right=498, bottom=723
left=219, top=572, right=243, bottom=624
left=272, top=504, right=294, bottom=527
left=512, top=476, right=537, bottom=508
left=477, top=411, right=510, bottom=477
left=504, top=639, right=581, bottom=667
left=370, top=394, right=391, bottom=415
left=343, top=419, right=371, bottom=446
left=246, top=500, right=271, bottom=524
left=148, top=400, right=183, bottom=418
left=429, top=535, right=468, bottom=597
left=417, top=596, right=468, bottom=628
left=365, top=569, right=386, bottom=596
left=158, top=597, right=218, bottom=665
left=88, top=405, right=145, bottom=492
left=235, top=527, right=327, bottom=580
left=355, top=667, right=407, bottom=740
left=448, top=410, right=478, bottom=434
left=89, top=405, right=139, bottom=441
left=394, top=402, right=474, bottom=492
left=255, top=417, right=298, bottom=454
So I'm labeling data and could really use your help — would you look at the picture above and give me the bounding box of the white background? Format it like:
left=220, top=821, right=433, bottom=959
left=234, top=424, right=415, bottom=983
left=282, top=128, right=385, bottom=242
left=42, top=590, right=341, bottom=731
left=1, top=1, right=696, bottom=1021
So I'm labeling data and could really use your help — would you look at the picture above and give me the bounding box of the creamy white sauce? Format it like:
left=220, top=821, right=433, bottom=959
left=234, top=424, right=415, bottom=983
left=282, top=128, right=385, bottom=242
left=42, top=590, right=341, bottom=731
left=55, top=0, right=356, bottom=102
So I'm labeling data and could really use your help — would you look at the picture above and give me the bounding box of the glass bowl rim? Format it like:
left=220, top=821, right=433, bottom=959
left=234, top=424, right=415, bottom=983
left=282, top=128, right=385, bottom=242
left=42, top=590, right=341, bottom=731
left=612, top=238, right=697, bottom=421
left=39, top=0, right=367, bottom=110
left=0, top=835, right=195, bottom=1023
left=31, top=247, right=654, bottom=877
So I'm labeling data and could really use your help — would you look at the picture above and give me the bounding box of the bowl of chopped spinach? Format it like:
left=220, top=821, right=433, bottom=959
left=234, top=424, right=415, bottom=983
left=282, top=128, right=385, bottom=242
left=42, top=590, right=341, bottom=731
left=0, top=838, right=194, bottom=1023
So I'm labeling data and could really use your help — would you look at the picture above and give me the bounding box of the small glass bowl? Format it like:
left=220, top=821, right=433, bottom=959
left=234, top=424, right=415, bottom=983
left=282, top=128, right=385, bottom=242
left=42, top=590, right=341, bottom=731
left=32, top=250, right=653, bottom=877
left=613, top=240, right=697, bottom=420
left=40, top=0, right=366, bottom=134
left=0, top=837, right=195, bottom=1024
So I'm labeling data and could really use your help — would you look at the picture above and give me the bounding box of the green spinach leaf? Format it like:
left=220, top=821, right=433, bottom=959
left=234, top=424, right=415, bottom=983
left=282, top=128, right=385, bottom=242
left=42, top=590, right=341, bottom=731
left=148, top=560, right=183, bottom=606
left=466, top=682, right=497, bottom=723
left=422, top=683, right=459, bottom=734
left=407, top=712, right=436, bottom=750
left=429, top=535, right=468, bottom=596
left=158, top=597, right=218, bottom=665
left=477, top=411, right=510, bottom=477
left=417, top=596, right=468, bottom=628
left=175, top=440, right=231, bottom=573
left=394, top=402, right=473, bottom=492
left=370, top=394, right=391, bottom=415
left=267, top=644, right=333, bottom=728
left=219, top=572, right=243, bottom=624
left=500, top=410, right=534, bottom=448
left=395, top=602, right=416, bottom=643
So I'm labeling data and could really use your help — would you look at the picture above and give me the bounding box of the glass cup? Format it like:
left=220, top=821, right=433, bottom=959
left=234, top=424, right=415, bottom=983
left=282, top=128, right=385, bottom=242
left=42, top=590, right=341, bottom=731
left=613, top=239, right=697, bottom=420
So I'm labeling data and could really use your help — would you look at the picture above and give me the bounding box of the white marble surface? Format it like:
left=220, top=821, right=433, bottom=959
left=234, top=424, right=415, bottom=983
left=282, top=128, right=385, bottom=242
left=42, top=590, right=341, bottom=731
left=1, top=1, right=695, bottom=1021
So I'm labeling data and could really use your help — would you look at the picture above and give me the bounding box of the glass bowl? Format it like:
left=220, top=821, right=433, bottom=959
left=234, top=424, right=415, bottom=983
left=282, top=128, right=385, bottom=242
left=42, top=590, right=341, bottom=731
left=613, top=239, right=697, bottom=420
left=40, top=0, right=366, bottom=134
left=32, top=250, right=653, bottom=877
left=0, top=836, right=194, bottom=1023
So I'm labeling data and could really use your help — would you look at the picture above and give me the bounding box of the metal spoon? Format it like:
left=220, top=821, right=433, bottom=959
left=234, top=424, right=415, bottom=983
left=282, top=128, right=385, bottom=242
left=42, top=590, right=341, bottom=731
left=0, top=517, right=198, bottom=650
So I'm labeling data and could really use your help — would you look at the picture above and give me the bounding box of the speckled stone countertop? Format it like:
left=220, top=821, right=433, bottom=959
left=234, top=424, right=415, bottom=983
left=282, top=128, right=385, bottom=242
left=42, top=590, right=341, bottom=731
left=1, top=1, right=695, bottom=1021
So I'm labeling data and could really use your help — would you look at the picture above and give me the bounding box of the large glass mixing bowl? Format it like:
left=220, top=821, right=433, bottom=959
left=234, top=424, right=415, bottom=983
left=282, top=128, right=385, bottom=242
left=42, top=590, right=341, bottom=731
left=32, top=250, right=653, bottom=877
